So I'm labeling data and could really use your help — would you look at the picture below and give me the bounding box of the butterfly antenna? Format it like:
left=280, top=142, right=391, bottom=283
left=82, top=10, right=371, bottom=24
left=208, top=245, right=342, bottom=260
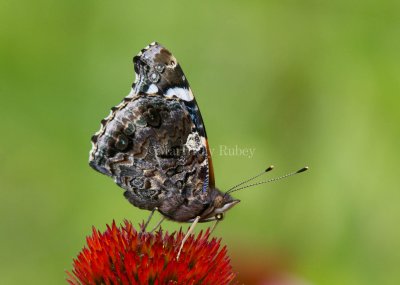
left=224, top=165, right=274, bottom=196
left=226, top=166, right=309, bottom=195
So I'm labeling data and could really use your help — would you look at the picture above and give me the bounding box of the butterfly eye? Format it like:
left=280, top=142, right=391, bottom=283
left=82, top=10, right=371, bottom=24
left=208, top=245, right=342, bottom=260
left=215, top=213, right=224, bottom=221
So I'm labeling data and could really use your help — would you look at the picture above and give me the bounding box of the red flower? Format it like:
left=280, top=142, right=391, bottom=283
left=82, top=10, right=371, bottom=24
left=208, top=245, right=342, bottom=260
left=67, top=220, right=236, bottom=285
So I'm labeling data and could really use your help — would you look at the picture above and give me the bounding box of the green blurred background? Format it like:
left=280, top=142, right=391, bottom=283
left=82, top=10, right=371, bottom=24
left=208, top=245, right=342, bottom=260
left=1, top=0, right=399, bottom=284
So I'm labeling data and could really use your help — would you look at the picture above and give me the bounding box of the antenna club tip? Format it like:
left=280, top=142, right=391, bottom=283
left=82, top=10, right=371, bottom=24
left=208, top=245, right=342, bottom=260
left=297, top=166, right=309, bottom=173
left=265, top=165, right=274, bottom=172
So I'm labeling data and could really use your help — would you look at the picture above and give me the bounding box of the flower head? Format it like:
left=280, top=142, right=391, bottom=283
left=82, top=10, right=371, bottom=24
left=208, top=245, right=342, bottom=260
left=67, top=220, right=236, bottom=285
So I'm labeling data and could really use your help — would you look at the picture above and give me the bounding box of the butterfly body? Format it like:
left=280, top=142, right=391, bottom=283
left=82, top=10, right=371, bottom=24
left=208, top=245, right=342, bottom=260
left=89, top=42, right=239, bottom=223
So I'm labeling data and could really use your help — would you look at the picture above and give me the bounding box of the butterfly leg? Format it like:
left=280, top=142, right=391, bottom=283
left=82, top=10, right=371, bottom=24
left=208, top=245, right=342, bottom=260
left=209, top=220, right=220, bottom=235
left=176, top=216, right=200, bottom=260
left=142, top=207, right=158, bottom=232
left=149, top=216, right=166, bottom=233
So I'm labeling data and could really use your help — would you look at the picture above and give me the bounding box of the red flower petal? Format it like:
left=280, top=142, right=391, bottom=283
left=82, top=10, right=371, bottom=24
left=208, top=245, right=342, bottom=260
left=67, top=220, right=236, bottom=285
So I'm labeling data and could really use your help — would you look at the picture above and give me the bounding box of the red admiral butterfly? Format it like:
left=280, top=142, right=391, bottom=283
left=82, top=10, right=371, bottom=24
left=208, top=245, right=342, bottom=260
left=89, top=42, right=308, bottom=258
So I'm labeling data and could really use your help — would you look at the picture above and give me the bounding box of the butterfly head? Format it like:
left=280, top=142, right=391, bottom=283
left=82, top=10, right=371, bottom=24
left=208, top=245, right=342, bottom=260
left=196, top=188, right=240, bottom=222
left=133, top=42, right=189, bottom=95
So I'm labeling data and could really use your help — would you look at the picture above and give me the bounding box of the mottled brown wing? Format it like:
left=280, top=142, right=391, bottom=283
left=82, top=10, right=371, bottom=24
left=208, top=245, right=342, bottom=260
left=132, top=42, right=215, bottom=191
left=89, top=94, right=210, bottom=220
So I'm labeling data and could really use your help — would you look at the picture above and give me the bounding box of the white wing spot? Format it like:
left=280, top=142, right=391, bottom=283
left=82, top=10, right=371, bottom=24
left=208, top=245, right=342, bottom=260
left=147, top=84, right=158, bottom=94
left=165, top=87, right=194, bottom=101
left=186, top=133, right=202, bottom=152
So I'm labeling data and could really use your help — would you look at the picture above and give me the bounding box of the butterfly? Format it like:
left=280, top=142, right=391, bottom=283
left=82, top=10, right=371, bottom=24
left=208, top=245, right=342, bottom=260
left=89, top=42, right=308, bottom=258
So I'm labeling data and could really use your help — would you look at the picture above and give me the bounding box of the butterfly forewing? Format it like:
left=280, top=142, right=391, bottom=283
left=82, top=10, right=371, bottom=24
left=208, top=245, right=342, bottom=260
left=89, top=43, right=215, bottom=222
